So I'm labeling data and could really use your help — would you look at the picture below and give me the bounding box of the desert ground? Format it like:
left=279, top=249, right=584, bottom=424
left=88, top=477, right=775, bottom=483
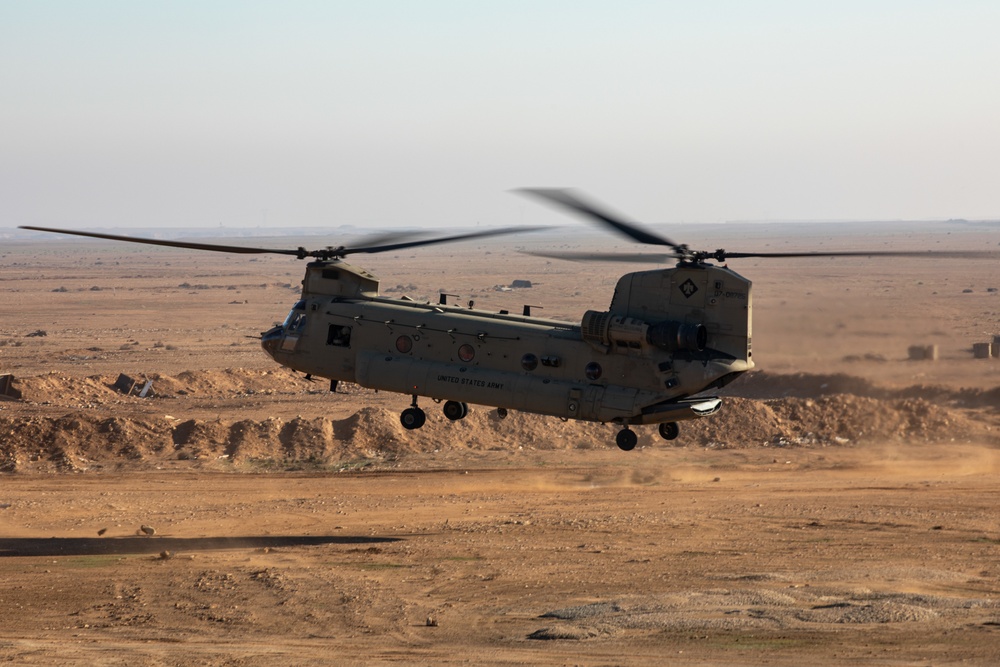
left=1, top=222, right=999, bottom=665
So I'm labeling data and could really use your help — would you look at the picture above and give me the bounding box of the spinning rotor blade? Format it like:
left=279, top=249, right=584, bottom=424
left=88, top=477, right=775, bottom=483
left=515, top=188, right=683, bottom=251
left=18, top=226, right=305, bottom=256
left=524, top=250, right=679, bottom=263
left=343, top=226, right=552, bottom=255
left=19, top=224, right=550, bottom=260
left=516, top=189, right=1000, bottom=265
left=715, top=249, right=1000, bottom=260
left=526, top=246, right=1000, bottom=264
left=343, top=230, right=431, bottom=249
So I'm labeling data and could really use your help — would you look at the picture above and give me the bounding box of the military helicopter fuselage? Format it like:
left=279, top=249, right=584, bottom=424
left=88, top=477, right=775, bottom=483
left=260, top=258, right=752, bottom=441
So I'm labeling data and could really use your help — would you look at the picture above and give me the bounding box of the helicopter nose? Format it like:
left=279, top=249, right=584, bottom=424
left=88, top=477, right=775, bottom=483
left=260, top=325, right=283, bottom=359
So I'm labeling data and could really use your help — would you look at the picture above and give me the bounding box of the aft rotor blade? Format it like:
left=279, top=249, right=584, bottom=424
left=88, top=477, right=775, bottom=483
left=720, top=249, right=1000, bottom=260
left=523, top=250, right=679, bottom=263
left=515, top=188, right=682, bottom=251
left=524, top=247, right=1000, bottom=264
left=18, top=226, right=306, bottom=256
left=345, top=226, right=552, bottom=255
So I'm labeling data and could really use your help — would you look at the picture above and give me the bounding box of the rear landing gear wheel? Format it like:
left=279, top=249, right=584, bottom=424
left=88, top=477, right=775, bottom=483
left=400, top=407, right=426, bottom=430
left=443, top=400, right=468, bottom=421
left=616, top=428, right=638, bottom=451
left=496, top=407, right=508, bottom=419
left=658, top=422, right=680, bottom=441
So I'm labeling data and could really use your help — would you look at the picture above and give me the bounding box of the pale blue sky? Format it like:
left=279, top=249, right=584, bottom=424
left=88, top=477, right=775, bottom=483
left=2, top=1, right=998, bottom=229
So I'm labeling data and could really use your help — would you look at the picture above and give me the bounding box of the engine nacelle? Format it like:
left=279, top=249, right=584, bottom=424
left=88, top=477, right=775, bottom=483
left=646, top=320, right=707, bottom=352
left=582, top=310, right=706, bottom=353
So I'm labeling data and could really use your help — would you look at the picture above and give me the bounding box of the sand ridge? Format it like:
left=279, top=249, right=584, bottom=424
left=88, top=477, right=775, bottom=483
left=1, top=369, right=997, bottom=472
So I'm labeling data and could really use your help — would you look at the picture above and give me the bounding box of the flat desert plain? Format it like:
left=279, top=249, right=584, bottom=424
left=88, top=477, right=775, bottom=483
left=1, top=222, right=999, bottom=665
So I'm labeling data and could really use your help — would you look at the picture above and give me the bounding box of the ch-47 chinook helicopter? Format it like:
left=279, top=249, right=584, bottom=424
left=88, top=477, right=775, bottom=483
left=20, top=189, right=998, bottom=451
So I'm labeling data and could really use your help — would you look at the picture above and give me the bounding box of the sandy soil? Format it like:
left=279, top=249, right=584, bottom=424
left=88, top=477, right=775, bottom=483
left=1, top=224, right=999, bottom=664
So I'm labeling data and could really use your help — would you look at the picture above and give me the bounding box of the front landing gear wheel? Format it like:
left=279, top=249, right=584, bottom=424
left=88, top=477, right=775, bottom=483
left=496, top=407, right=508, bottom=419
left=443, top=400, right=468, bottom=421
left=400, top=407, right=426, bottom=430
left=616, top=428, right=638, bottom=451
left=658, top=422, right=680, bottom=441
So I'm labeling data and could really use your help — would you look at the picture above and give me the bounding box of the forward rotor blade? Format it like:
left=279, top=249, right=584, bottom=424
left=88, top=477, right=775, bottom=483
left=345, top=226, right=552, bottom=255
left=19, top=224, right=550, bottom=260
left=515, top=188, right=682, bottom=251
left=344, top=230, right=431, bottom=248
left=18, top=226, right=306, bottom=256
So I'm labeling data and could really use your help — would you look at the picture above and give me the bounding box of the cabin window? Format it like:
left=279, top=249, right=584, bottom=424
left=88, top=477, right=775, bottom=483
left=396, top=335, right=413, bottom=353
left=327, top=324, right=351, bottom=347
left=585, top=362, right=602, bottom=380
left=458, top=344, right=476, bottom=362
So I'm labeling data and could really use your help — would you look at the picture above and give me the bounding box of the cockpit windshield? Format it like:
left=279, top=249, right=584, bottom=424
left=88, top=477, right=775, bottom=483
left=283, top=300, right=307, bottom=333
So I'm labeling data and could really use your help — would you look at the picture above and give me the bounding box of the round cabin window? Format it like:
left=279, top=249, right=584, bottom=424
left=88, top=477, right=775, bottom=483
left=585, top=362, right=603, bottom=380
left=521, top=353, right=538, bottom=371
left=395, top=335, right=413, bottom=353
left=458, top=344, right=476, bottom=362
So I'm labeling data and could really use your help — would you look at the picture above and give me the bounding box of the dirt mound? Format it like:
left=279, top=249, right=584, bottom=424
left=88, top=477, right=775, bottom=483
left=224, top=418, right=285, bottom=461
left=11, top=369, right=1000, bottom=413
left=685, top=395, right=986, bottom=447
left=2, top=368, right=995, bottom=472
left=0, top=414, right=173, bottom=472
left=13, top=374, right=124, bottom=405
left=166, top=369, right=301, bottom=396
left=172, top=419, right=234, bottom=461
left=12, top=369, right=306, bottom=403
left=1, top=394, right=993, bottom=472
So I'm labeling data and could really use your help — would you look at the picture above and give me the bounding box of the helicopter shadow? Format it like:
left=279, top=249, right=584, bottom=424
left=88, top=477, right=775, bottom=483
left=0, top=534, right=401, bottom=558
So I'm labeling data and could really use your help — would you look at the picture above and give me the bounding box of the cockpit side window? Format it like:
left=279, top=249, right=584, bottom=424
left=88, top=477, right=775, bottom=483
left=283, top=300, right=306, bottom=327
left=327, top=324, right=351, bottom=347
left=287, top=312, right=306, bottom=334
left=280, top=300, right=308, bottom=334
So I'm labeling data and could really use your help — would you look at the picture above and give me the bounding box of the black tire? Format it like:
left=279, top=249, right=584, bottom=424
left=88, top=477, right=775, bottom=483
left=443, top=400, right=466, bottom=421
left=401, top=407, right=426, bottom=430
left=658, top=422, right=680, bottom=441
left=496, top=407, right=508, bottom=419
left=616, top=429, right=638, bottom=451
